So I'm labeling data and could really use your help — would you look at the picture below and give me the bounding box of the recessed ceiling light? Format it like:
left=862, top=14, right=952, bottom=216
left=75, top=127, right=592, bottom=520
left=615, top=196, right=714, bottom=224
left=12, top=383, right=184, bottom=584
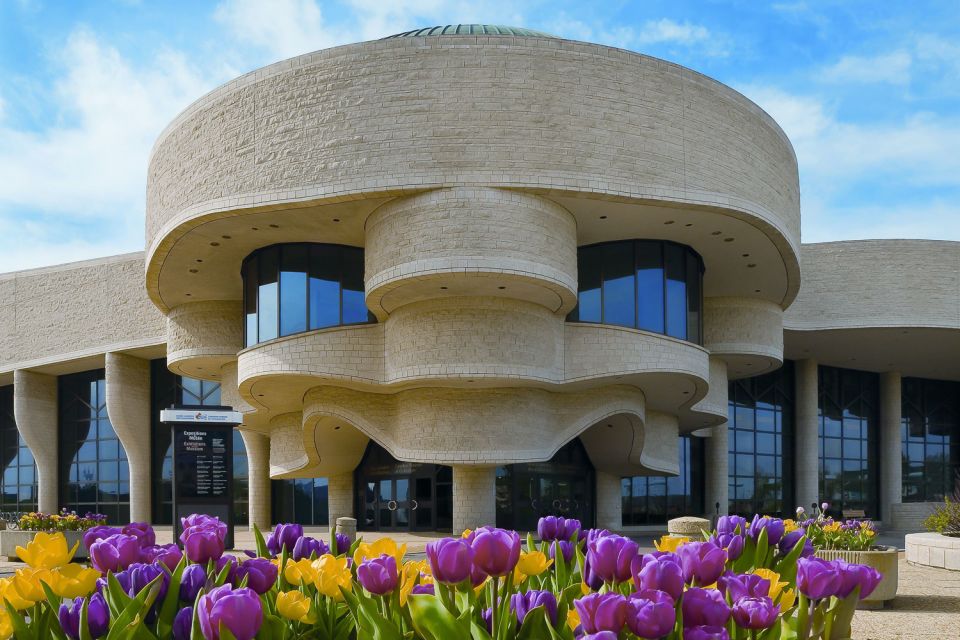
left=746, top=363, right=753, bottom=366
left=664, top=220, right=675, bottom=225
left=257, top=394, right=264, bottom=397
left=685, top=223, right=693, bottom=227
left=724, top=238, right=734, bottom=242
left=333, top=218, right=340, bottom=223
left=747, top=263, right=757, bottom=268
left=599, top=215, right=607, bottom=219
left=498, top=286, right=506, bottom=290
left=742, top=253, right=750, bottom=257
left=607, top=424, right=613, bottom=428
left=221, top=235, right=232, bottom=239
left=334, top=425, right=341, bottom=430
left=210, top=242, right=220, bottom=247
left=189, top=269, right=199, bottom=273
left=754, top=289, right=760, bottom=293
left=196, top=259, right=203, bottom=263
left=269, top=224, right=280, bottom=228
left=440, top=286, right=448, bottom=290
left=682, top=391, right=689, bottom=394
left=251, top=227, right=259, bottom=231
left=711, top=231, right=722, bottom=236
left=185, top=293, right=192, bottom=296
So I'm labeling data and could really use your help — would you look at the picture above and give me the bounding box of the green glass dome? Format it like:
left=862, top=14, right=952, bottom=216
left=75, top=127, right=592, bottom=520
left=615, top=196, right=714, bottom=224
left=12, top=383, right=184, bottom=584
left=384, top=24, right=556, bottom=39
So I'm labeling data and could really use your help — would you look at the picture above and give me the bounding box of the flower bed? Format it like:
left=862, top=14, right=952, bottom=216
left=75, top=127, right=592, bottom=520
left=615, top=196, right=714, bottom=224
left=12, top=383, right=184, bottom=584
left=0, top=512, right=883, bottom=640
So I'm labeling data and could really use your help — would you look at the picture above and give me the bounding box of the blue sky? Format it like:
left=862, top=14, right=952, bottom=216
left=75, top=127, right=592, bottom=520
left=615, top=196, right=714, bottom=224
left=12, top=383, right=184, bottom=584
left=1, top=0, right=959, bottom=272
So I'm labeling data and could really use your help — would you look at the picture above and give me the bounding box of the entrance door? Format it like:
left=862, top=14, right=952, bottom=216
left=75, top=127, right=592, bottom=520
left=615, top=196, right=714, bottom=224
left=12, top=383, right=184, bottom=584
left=535, top=475, right=591, bottom=525
left=375, top=477, right=410, bottom=531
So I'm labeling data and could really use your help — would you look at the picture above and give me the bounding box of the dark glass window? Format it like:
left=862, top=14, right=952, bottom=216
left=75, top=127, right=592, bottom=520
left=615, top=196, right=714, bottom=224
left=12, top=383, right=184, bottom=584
left=0, top=386, right=37, bottom=513
left=568, top=240, right=704, bottom=344
left=902, top=378, right=960, bottom=503
left=272, top=478, right=329, bottom=526
left=243, top=244, right=375, bottom=346
left=150, top=360, right=248, bottom=525
left=727, top=363, right=794, bottom=517
left=818, top=366, right=879, bottom=518
left=59, top=370, right=128, bottom=523
left=621, top=436, right=705, bottom=525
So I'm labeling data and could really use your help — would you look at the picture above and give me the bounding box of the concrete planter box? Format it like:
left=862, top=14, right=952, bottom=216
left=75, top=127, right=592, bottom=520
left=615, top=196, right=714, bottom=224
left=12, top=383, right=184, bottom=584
left=815, top=546, right=898, bottom=609
left=905, top=531, right=960, bottom=572
left=0, top=530, right=88, bottom=561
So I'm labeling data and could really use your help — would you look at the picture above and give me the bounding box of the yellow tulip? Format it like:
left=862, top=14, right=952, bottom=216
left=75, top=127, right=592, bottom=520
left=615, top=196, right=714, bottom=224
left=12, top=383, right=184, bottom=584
left=40, top=564, right=100, bottom=599
left=461, top=529, right=472, bottom=539
left=284, top=559, right=319, bottom=586
left=782, top=519, right=799, bottom=533
left=654, top=535, right=689, bottom=552
left=566, top=609, right=580, bottom=631
left=353, top=538, right=406, bottom=566
left=516, top=551, right=553, bottom=577
left=399, top=562, right=425, bottom=606
left=276, top=590, right=316, bottom=623
left=580, top=582, right=590, bottom=596
left=752, top=568, right=788, bottom=600
left=313, top=555, right=352, bottom=599
left=16, top=532, right=79, bottom=569
left=0, top=579, right=33, bottom=611
left=779, top=588, right=797, bottom=610
left=10, top=567, right=52, bottom=603
left=0, top=608, right=11, bottom=640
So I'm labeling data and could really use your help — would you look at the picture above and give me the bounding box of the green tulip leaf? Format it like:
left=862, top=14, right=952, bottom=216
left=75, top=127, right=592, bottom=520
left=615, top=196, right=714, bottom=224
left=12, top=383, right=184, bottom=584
left=157, top=558, right=187, bottom=638
left=409, top=593, right=468, bottom=640
left=516, top=605, right=552, bottom=640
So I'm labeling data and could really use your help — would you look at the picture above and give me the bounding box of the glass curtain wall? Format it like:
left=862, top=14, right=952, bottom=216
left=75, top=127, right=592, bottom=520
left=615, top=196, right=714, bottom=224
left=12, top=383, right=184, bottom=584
left=272, top=478, right=329, bottom=526
left=0, top=386, right=37, bottom=514
left=567, top=240, right=704, bottom=344
left=818, top=366, right=880, bottom=518
left=620, top=436, right=705, bottom=525
left=727, top=362, right=795, bottom=517
left=902, top=378, right=960, bottom=502
left=150, top=360, right=249, bottom=525
left=243, top=244, right=373, bottom=347
left=59, top=370, right=129, bottom=523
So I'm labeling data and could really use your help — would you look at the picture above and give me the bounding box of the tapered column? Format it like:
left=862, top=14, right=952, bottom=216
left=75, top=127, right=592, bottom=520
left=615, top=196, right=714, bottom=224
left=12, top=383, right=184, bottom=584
left=105, top=353, right=152, bottom=522
left=705, top=422, right=729, bottom=520
left=328, top=473, right=354, bottom=529
left=880, top=372, right=902, bottom=523
left=795, top=359, right=820, bottom=512
left=13, top=370, right=59, bottom=514
left=595, top=472, right=623, bottom=530
left=240, top=430, right=271, bottom=531
left=452, top=466, right=496, bottom=534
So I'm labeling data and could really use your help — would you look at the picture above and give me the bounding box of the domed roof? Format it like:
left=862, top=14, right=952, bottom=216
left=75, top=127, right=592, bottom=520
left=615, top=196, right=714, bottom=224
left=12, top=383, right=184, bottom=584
left=384, top=24, right=556, bottom=39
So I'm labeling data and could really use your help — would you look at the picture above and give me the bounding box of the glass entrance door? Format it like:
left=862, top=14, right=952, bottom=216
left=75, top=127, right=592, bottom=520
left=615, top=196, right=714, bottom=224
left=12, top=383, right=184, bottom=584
left=535, top=475, right=590, bottom=524
left=376, top=477, right=410, bottom=531
left=355, top=442, right=448, bottom=532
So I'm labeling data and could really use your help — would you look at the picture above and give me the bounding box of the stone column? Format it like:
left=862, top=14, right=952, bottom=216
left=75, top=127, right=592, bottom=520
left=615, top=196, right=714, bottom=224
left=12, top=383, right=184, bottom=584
left=879, top=372, right=902, bottom=524
left=240, top=430, right=271, bottom=531
left=595, top=472, right=623, bottom=530
left=704, top=421, right=729, bottom=520
left=452, top=466, right=496, bottom=534
left=13, top=370, right=59, bottom=514
left=104, top=353, right=152, bottom=522
left=795, top=359, right=820, bottom=512
left=328, top=473, right=354, bottom=530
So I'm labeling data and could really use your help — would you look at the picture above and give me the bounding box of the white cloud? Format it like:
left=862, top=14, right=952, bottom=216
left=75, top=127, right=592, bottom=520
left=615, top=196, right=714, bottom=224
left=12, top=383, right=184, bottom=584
left=213, top=0, right=355, bottom=59
left=821, top=50, right=912, bottom=85
left=635, top=18, right=709, bottom=45
left=544, top=14, right=718, bottom=54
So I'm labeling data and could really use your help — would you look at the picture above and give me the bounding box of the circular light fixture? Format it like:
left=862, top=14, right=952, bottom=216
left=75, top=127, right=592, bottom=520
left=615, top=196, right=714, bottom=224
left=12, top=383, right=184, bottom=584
left=196, top=259, right=203, bottom=263
left=747, top=263, right=757, bottom=268
left=185, top=293, right=192, bottom=297
left=498, top=286, right=506, bottom=290
left=334, top=425, right=341, bottom=430
left=754, top=289, right=761, bottom=293
left=711, top=231, right=722, bottom=236
left=269, top=224, right=280, bottom=228
left=221, top=235, right=232, bottom=239
left=685, top=223, right=693, bottom=227
left=251, top=227, right=259, bottom=231
left=664, top=220, right=675, bottom=225
left=210, top=242, right=220, bottom=247
left=599, top=215, right=608, bottom=219
left=333, top=218, right=341, bottom=223
left=724, top=238, right=735, bottom=242
left=440, top=286, right=448, bottom=290
left=742, top=253, right=750, bottom=258
left=189, top=268, right=199, bottom=273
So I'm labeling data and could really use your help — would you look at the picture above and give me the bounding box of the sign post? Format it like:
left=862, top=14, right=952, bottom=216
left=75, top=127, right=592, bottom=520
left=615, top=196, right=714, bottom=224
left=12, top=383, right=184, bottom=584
left=160, top=407, right=243, bottom=550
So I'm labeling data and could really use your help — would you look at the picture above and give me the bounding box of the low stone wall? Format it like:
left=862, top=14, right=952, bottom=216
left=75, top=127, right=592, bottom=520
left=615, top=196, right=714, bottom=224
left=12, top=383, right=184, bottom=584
left=0, top=529, right=89, bottom=561
left=905, top=532, right=960, bottom=571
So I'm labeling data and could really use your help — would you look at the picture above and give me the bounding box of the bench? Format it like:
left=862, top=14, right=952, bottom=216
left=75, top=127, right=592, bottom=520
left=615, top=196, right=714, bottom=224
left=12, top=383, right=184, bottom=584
left=842, top=509, right=867, bottom=520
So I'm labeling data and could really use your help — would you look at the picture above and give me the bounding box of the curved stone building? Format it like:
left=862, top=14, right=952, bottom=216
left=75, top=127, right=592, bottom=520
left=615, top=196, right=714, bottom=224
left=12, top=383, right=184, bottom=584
left=0, top=26, right=957, bottom=533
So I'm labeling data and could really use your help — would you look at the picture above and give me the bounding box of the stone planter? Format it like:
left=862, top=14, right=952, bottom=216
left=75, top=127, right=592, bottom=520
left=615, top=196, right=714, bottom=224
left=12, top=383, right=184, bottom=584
left=0, top=529, right=88, bottom=561
left=905, top=531, right=960, bottom=570
left=667, top=516, right=710, bottom=538
left=815, top=546, right=898, bottom=609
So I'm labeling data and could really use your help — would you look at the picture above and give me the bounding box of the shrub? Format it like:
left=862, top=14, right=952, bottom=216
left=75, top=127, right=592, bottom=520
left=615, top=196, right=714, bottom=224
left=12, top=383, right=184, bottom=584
left=923, top=497, right=960, bottom=536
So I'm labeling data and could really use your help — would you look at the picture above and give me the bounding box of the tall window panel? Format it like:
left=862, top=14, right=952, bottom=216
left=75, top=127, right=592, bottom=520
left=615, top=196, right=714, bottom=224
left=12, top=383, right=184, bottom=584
left=818, top=366, right=879, bottom=518
left=272, top=478, right=329, bottom=525
left=242, top=244, right=375, bottom=347
left=59, top=370, right=129, bottom=523
left=568, top=240, right=704, bottom=345
left=902, top=378, right=960, bottom=502
left=0, top=386, right=37, bottom=514
left=727, top=363, right=794, bottom=517
left=621, top=436, right=704, bottom=525
left=151, top=360, right=249, bottom=525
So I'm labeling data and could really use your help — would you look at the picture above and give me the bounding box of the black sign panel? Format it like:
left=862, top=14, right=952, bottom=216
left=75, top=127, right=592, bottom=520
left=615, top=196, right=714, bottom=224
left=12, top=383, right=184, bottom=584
left=166, top=407, right=239, bottom=550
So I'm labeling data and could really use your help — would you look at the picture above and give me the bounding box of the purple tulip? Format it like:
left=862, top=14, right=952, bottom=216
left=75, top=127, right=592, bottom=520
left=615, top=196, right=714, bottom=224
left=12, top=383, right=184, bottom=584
left=122, top=522, right=156, bottom=548
left=710, top=533, right=745, bottom=561
left=821, top=502, right=830, bottom=512
left=677, top=541, right=728, bottom=587
left=587, top=534, right=638, bottom=584
left=180, top=564, right=207, bottom=602
left=749, top=516, right=785, bottom=546
left=582, top=634, right=619, bottom=640
left=357, top=554, right=399, bottom=595
left=120, top=563, right=169, bottom=623
left=266, top=523, right=304, bottom=556
left=292, top=536, right=328, bottom=561
left=182, top=525, right=226, bottom=564
left=469, top=562, right=488, bottom=587
left=574, top=593, right=629, bottom=634
left=59, top=593, right=109, bottom=639
left=834, top=560, right=883, bottom=599
left=732, top=596, right=780, bottom=630
left=626, top=590, right=676, bottom=639
left=685, top=626, right=731, bottom=640
left=779, top=530, right=815, bottom=559
left=511, top=590, right=558, bottom=626
left=411, top=583, right=435, bottom=595
left=89, top=533, right=141, bottom=573
left=141, top=544, right=183, bottom=571
left=681, top=588, right=731, bottom=628
left=582, top=553, right=603, bottom=591
left=718, top=572, right=770, bottom=601
left=797, top=557, right=842, bottom=600
left=470, top=527, right=521, bottom=577
left=334, top=533, right=351, bottom=555
left=426, top=537, right=474, bottom=584
left=631, top=553, right=685, bottom=600
left=83, top=525, right=122, bottom=550
left=481, top=608, right=495, bottom=634
left=180, top=514, right=227, bottom=545
left=173, top=607, right=193, bottom=640
left=717, top=515, right=747, bottom=536
left=233, top=557, right=278, bottom=594
left=549, top=540, right=575, bottom=563
left=537, top=516, right=582, bottom=542
left=197, top=585, right=263, bottom=640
